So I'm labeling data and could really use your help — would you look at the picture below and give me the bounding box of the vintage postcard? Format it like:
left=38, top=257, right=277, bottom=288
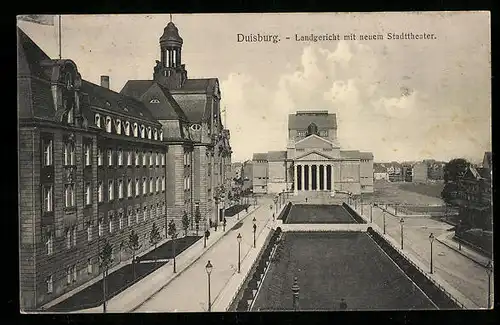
left=17, top=12, right=492, bottom=313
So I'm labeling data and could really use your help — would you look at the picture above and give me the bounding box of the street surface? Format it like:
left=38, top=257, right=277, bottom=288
left=134, top=197, right=275, bottom=312
left=363, top=204, right=493, bottom=308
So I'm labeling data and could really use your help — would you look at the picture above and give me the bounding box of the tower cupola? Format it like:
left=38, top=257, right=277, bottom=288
left=159, top=22, right=183, bottom=68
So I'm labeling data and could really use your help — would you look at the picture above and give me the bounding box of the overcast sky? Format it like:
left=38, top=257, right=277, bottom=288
left=18, top=12, right=491, bottom=163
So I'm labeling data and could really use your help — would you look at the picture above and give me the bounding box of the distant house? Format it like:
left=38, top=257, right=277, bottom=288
left=387, top=162, right=403, bottom=182
left=373, top=163, right=389, bottom=181
left=252, top=153, right=269, bottom=194
left=482, top=151, right=492, bottom=173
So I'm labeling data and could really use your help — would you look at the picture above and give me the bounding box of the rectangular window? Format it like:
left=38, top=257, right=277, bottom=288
left=162, top=202, right=165, bottom=215
left=85, top=183, right=91, bottom=205
left=84, top=143, right=91, bottom=166
left=119, top=213, right=123, bottom=229
left=72, top=265, right=77, bottom=282
left=128, top=211, right=132, bottom=226
left=65, top=184, right=75, bottom=208
left=108, top=180, right=114, bottom=201
left=161, top=153, right=165, bottom=166
left=142, top=152, right=147, bottom=166
left=72, top=227, right=77, bottom=247
left=97, top=148, right=103, bottom=166
left=156, top=177, right=160, bottom=193
left=87, top=259, right=93, bottom=274
left=98, top=181, right=103, bottom=202
left=98, top=220, right=103, bottom=237
left=135, top=151, right=140, bottom=166
left=47, top=275, right=53, bottom=293
left=118, top=149, right=123, bottom=166
left=127, top=179, right=132, bottom=197
left=64, top=142, right=75, bottom=166
left=143, top=178, right=147, bottom=195
left=46, top=234, right=53, bottom=255
left=118, top=179, right=123, bottom=199
left=42, top=138, right=53, bottom=166
left=135, top=179, right=140, bottom=196
left=149, top=151, right=153, bottom=166
left=108, top=149, right=113, bottom=166
left=161, top=176, right=166, bottom=191
left=66, top=229, right=71, bottom=249
left=87, top=224, right=93, bottom=242
left=143, top=207, right=147, bottom=222
left=67, top=267, right=72, bottom=285
left=42, top=185, right=53, bottom=212
left=127, top=151, right=132, bottom=166
left=156, top=152, right=160, bottom=166
left=149, top=177, right=154, bottom=193
left=109, top=217, right=113, bottom=233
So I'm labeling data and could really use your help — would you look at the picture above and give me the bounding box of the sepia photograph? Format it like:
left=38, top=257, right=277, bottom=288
left=17, top=12, right=492, bottom=313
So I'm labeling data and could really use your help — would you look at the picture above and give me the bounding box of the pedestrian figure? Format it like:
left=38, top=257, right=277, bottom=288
left=223, top=218, right=227, bottom=231
left=339, top=298, right=347, bottom=311
left=214, top=223, right=218, bottom=231
left=272, top=213, right=275, bottom=221
left=305, top=198, right=308, bottom=203
left=245, top=207, right=248, bottom=213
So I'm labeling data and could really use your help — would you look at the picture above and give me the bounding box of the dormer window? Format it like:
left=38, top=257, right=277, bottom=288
left=133, top=123, right=138, bottom=137
left=147, top=127, right=152, bottom=139
left=95, top=114, right=101, bottom=128
left=191, top=124, right=201, bottom=131
left=140, top=125, right=145, bottom=138
left=105, top=101, right=111, bottom=107
left=124, top=121, right=130, bottom=136
left=159, top=130, right=163, bottom=141
left=105, top=117, right=112, bottom=133
left=115, top=119, right=122, bottom=135
left=150, top=99, right=160, bottom=104
left=153, top=129, right=158, bottom=140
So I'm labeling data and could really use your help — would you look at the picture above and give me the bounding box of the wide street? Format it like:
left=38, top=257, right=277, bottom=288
left=363, top=204, right=493, bottom=308
left=134, top=196, right=275, bottom=312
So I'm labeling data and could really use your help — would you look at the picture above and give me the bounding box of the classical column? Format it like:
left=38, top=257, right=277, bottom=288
left=330, top=163, right=335, bottom=196
left=293, top=164, right=299, bottom=195
left=308, top=164, right=312, bottom=191
left=323, top=165, right=327, bottom=191
left=300, top=164, right=305, bottom=192
left=316, top=165, right=320, bottom=191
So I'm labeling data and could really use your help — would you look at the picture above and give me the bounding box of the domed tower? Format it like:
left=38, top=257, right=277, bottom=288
left=153, top=21, right=188, bottom=89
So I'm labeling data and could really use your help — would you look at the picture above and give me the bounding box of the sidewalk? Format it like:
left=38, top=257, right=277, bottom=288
left=352, top=203, right=484, bottom=309
left=133, top=197, right=277, bottom=312
left=435, top=232, right=491, bottom=267
left=71, top=203, right=261, bottom=313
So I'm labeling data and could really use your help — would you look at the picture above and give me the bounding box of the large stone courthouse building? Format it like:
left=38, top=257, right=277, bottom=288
left=247, top=111, right=373, bottom=196
left=18, top=21, right=231, bottom=310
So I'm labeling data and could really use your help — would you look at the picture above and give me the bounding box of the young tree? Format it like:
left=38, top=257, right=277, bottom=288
left=194, top=206, right=202, bottom=236
left=149, top=222, right=161, bottom=251
left=127, top=230, right=142, bottom=280
left=182, top=211, right=190, bottom=237
left=99, top=239, right=113, bottom=313
left=168, top=219, right=178, bottom=273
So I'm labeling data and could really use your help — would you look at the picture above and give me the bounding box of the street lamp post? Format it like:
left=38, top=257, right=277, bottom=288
left=291, top=276, right=300, bottom=311
left=237, top=233, right=242, bottom=273
left=486, top=260, right=493, bottom=309
left=370, top=204, right=373, bottom=223
left=429, top=233, right=435, bottom=274
left=253, top=217, right=257, bottom=248
left=400, top=218, right=404, bottom=250
left=206, top=260, right=213, bottom=312
left=383, top=211, right=386, bottom=234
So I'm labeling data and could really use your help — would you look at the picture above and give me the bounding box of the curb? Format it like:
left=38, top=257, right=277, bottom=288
left=127, top=205, right=261, bottom=312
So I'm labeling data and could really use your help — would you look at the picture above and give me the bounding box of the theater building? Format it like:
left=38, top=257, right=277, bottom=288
left=18, top=21, right=231, bottom=310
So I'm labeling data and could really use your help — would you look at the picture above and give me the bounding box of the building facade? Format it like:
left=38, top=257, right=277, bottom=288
left=287, top=111, right=374, bottom=196
left=412, top=161, right=428, bottom=183
left=18, top=21, right=231, bottom=311
left=251, top=153, right=269, bottom=194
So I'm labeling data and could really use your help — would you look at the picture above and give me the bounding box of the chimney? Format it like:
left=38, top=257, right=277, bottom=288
left=100, top=76, right=110, bottom=89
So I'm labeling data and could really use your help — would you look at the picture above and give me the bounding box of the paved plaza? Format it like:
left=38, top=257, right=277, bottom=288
left=252, top=231, right=436, bottom=311
left=285, top=204, right=356, bottom=224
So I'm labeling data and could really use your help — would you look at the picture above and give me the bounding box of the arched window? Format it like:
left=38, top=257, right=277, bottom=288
left=306, top=123, right=318, bottom=136
left=153, top=129, right=158, bottom=140
left=95, top=114, right=101, bottom=128
left=124, top=121, right=130, bottom=136
left=115, top=119, right=122, bottom=135
left=191, top=124, right=201, bottom=131
left=147, top=127, right=152, bottom=139
left=105, top=116, right=112, bottom=133
left=150, top=98, right=160, bottom=104
left=159, top=130, right=163, bottom=141
left=140, top=125, right=145, bottom=138
left=133, top=123, right=138, bottom=137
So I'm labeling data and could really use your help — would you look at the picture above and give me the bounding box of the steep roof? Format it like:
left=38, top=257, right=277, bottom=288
left=483, top=152, right=492, bottom=168
left=359, top=152, right=374, bottom=160
left=120, top=80, right=155, bottom=99
left=171, top=94, right=208, bottom=123
left=267, top=151, right=287, bottom=162
left=139, top=83, right=189, bottom=121
left=253, top=153, right=268, bottom=161
left=288, top=112, right=337, bottom=130
left=81, top=80, right=158, bottom=123
left=17, top=27, right=52, bottom=79
left=171, top=78, right=218, bottom=94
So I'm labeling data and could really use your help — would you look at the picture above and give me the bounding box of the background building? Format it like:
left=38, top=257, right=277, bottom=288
left=241, top=160, right=254, bottom=193
left=412, top=161, right=428, bottom=183
left=373, top=163, right=389, bottom=181
left=252, top=153, right=269, bottom=194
